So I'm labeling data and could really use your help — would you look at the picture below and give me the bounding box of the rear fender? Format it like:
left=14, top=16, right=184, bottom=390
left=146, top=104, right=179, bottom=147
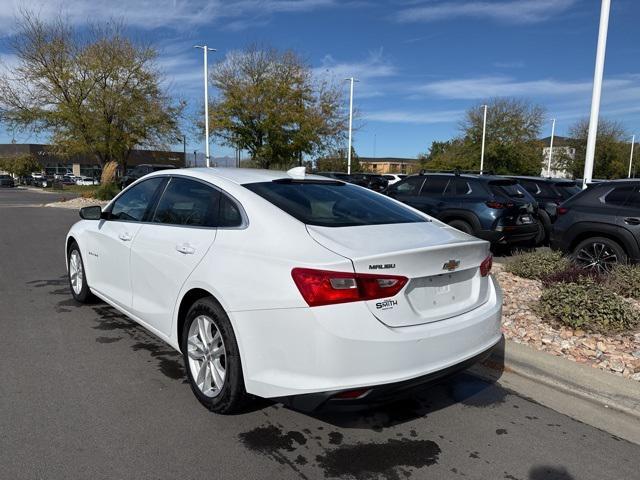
left=566, top=222, right=640, bottom=259
left=438, top=210, right=482, bottom=232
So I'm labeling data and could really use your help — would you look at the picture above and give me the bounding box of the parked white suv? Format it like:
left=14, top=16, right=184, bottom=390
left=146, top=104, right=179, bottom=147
left=65, top=167, right=502, bottom=413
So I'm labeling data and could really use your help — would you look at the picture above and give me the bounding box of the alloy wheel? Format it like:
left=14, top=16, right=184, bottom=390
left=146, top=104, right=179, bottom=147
left=187, top=315, right=227, bottom=398
left=69, top=250, right=84, bottom=295
left=575, top=242, right=618, bottom=274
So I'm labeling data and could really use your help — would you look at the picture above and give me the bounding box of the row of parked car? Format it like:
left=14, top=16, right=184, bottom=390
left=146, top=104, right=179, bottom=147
left=316, top=172, right=405, bottom=192
left=320, top=170, right=638, bottom=272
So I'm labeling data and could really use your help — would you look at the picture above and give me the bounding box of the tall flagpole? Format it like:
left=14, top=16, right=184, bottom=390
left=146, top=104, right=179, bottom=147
left=194, top=45, right=217, bottom=167
left=582, top=0, right=611, bottom=188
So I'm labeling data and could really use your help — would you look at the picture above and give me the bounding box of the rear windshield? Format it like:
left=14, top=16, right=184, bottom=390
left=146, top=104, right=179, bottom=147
left=489, top=180, right=526, bottom=198
left=244, top=180, right=427, bottom=227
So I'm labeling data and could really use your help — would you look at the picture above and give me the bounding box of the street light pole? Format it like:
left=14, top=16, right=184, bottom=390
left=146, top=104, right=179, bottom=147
left=345, top=77, right=358, bottom=174
left=182, top=135, right=187, bottom=167
left=480, top=104, right=488, bottom=174
left=582, top=0, right=611, bottom=188
left=629, top=135, right=636, bottom=178
left=547, top=118, right=556, bottom=177
left=194, top=45, right=216, bottom=167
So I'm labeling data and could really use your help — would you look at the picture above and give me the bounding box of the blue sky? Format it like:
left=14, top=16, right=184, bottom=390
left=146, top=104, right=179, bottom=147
left=1, top=0, right=639, bottom=160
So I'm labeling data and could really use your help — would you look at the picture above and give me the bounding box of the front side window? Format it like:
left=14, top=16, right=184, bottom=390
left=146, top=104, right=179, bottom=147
left=110, top=177, right=165, bottom=222
left=390, top=176, right=424, bottom=195
left=244, top=180, right=426, bottom=227
left=152, top=177, right=220, bottom=227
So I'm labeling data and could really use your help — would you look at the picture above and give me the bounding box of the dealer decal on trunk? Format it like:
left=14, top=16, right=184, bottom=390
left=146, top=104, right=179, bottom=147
left=376, top=299, right=398, bottom=310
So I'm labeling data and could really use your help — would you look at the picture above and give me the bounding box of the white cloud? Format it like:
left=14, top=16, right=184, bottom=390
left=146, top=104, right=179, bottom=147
left=395, top=0, right=578, bottom=24
left=0, top=0, right=340, bottom=32
left=313, top=48, right=397, bottom=82
left=365, top=109, right=464, bottom=124
left=416, top=76, right=601, bottom=99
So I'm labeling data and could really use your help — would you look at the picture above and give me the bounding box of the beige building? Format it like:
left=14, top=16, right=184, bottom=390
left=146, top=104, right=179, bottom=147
left=359, top=157, right=420, bottom=174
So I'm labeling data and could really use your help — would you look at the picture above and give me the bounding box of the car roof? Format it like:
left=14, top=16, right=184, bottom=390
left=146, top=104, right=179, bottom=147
left=414, top=172, right=507, bottom=182
left=147, top=167, right=331, bottom=185
left=508, top=176, right=577, bottom=183
left=137, top=163, right=176, bottom=168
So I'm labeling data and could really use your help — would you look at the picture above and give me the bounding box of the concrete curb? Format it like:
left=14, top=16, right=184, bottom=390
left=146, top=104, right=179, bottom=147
left=471, top=338, right=640, bottom=444
left=485, top=339, right=640, bottom=418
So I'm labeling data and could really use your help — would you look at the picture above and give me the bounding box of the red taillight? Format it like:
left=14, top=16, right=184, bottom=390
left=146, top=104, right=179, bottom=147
left=332, top=388, right=371, bottom=400
left=480, top=255, right=493, bottom=277
left=485, top=201, right=514, bottom=209
left=291, top=268, right=408, bottom=307
left=557, top=207, right=569, bottom=215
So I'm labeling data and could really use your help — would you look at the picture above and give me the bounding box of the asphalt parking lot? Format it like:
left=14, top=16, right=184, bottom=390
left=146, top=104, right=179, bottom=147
left=1, top=188, right=639, bottom=480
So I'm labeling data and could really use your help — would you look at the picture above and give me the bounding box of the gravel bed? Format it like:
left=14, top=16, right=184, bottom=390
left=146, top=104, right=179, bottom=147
left=45, top=197, right=109, bottom=209
left=494, top=263, right=640, bottom=381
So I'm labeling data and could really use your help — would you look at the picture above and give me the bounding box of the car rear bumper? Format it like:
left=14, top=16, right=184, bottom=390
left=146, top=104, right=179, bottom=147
left=279, top=340, right=499, bottom=411
left=477, top=222, right=539, bottom=244
left=230, top=275, right=503, bottom=401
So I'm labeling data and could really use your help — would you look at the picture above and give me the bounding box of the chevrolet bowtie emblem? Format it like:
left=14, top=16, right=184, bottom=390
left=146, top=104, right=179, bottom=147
left=442, top=259, right=460, bottom=272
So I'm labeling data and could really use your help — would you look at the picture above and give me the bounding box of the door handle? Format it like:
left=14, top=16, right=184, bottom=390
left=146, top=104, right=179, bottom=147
left=118, top=232, right=132, bottom=242
left=624, top=217, right=640, bottom=225
left=176, top=243, right=196, bottom=255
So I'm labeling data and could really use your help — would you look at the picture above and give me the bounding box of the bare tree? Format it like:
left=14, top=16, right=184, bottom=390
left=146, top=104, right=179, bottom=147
left=0, top=12, right=184, bottom=182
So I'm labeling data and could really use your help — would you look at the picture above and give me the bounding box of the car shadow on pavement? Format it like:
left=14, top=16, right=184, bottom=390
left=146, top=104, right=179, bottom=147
left=309, top=340, right=506, bottom=431
left=529, top=465, right=576, bottom=480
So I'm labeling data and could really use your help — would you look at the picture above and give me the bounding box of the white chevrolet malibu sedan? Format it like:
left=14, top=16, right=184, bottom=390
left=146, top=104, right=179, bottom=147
left=65, top=167, right=502, bottom=413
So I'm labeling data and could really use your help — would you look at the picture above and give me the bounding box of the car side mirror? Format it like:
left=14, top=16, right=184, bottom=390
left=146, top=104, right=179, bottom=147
left=79, top=205, right=103, bottom=220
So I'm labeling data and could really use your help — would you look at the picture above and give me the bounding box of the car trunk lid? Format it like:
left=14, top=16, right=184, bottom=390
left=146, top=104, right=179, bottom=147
left=306, top=222, right=492, bottom=327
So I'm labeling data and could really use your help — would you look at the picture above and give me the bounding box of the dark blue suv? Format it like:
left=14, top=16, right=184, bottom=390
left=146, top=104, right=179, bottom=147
left=387, top=173, right=539, bottom=245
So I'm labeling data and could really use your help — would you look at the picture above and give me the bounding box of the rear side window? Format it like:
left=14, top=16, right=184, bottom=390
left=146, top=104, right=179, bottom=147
left=218, top=194, right=243, bottom=227
left=152, top=177, right=220, bottom=227
left=603, top=186, right=634, bottom=206
left=244, top=181, right=426, bottom=227
left=445, top=178, right=472, bottom=196
left=489, top=180, right=526, bottom=198
left=625, top=188, right=640, bottom=209
left=421, top=176, right=450, bottom=195
left=554, top=182, right=581, bottom=199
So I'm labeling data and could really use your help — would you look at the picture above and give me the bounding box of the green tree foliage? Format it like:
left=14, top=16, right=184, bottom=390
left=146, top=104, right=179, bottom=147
left=209, top=45, right=348, bottom=169
left=567, top=118, right=630, bottom=179
left=0, top=154, right=40, bottom=177
left=0, top=12, right=184, bottom=172
left=315, top=147, right=361, bottom=172
left=421, top=98, right=545, bottom=175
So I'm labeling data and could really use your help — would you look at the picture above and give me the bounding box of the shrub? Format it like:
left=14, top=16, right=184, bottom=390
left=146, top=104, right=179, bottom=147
left=94, top=182, right=119, bottom=200
left=538, top=281, right=639, bottom=333
left=608, top=264, right=640, bottom=300
left=541, top=265, right=604, bottom=287
left=505, top=250, right=570, bottom=280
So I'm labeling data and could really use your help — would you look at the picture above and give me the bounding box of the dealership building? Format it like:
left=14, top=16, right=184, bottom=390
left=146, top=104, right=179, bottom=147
left=0, top=143, right=185, bottom=177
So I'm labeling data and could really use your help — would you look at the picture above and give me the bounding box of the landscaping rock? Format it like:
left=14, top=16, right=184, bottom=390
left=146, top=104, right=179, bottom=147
left=495, top=269, right=640, bottom=382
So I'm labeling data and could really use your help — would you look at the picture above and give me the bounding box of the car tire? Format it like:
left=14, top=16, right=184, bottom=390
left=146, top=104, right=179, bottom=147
left=67, top=242, right=95, bottom=303
left=572, top=236, right=627, bottom=273
left=447, top=219, right=474, bottom=235
left=533, top=211, right=552, bottom=246
left=181, top=297, right=249, bottom=414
